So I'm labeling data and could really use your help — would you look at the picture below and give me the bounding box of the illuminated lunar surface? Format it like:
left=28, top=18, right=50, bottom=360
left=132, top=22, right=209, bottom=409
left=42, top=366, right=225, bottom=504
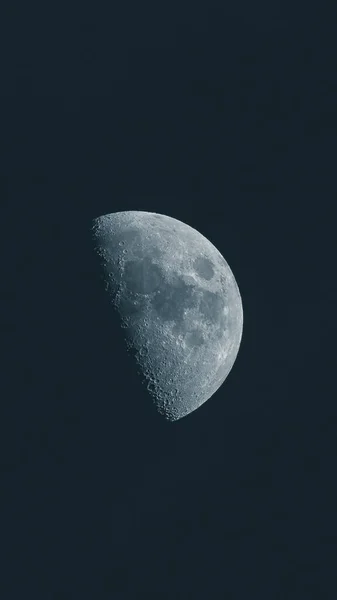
left=92, top=210, right=243, bottom=421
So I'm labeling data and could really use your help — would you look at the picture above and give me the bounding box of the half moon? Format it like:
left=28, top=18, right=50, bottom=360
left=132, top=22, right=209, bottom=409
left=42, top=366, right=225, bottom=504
left=92, top=210, right=243, bottom=421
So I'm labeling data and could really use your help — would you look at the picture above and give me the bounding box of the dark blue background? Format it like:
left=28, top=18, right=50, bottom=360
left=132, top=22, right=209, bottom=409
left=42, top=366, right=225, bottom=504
left=1, top=2, right=336, bottom=598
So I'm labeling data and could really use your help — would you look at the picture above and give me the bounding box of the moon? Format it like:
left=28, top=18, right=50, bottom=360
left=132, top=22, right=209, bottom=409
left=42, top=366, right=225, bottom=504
left=92, top=211, right=243, bottom=421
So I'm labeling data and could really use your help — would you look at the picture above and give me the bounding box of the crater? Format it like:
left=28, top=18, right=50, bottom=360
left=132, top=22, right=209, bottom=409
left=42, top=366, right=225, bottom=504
left=193, top=256, right=214, bottom=280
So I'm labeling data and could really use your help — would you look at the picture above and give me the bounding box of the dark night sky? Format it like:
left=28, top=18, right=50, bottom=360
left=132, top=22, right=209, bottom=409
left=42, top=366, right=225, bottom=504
left=1, top=2, right=336, bottom=598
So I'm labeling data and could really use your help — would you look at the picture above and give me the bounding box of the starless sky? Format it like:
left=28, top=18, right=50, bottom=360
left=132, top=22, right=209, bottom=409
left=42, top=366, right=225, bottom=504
left=1, top=2, right=336, bottom=598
